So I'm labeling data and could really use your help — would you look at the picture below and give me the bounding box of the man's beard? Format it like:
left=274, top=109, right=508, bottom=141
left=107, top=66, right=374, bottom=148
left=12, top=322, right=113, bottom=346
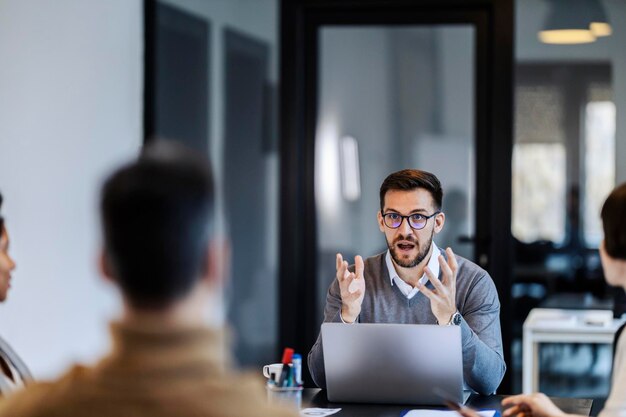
left=387, top=230, right=434, bottom=268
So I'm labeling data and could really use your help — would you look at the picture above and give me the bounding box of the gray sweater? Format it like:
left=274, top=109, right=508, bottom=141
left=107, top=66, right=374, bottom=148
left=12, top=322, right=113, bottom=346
left=307, top=252, right=506, bottom=395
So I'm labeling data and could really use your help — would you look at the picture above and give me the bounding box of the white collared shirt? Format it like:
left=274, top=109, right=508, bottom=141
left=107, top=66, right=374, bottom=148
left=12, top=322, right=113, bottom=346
left=386, top=243, right=441, bottom=299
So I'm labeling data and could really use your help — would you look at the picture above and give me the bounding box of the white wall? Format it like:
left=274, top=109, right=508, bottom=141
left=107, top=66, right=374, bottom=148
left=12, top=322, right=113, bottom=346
left=0, top=0, right=142, bottom=378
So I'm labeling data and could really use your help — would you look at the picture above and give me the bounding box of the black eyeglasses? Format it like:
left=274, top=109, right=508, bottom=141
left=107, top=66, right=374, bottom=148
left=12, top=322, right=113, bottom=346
left=381, top=211, right=440, bottom=230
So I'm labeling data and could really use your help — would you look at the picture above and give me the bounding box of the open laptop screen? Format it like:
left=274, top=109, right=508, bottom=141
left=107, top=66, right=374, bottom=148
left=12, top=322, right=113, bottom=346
left=321, top=323, right=463, bottom=405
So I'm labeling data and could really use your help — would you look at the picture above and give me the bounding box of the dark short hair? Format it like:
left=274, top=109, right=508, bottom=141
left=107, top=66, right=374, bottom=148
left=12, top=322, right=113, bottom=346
left=101, top=141, right=214, bottom=309
left=379, top=169, right=443, bottom=211
left=601, top=183, right=626, bottom=260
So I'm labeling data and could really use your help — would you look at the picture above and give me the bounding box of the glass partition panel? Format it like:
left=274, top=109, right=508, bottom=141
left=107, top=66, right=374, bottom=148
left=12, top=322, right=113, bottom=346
left=154, top=0, right=279, bottom=368
left=315, top=25, right=476, bottom=324
left=513, top=0, right=618, bottom=396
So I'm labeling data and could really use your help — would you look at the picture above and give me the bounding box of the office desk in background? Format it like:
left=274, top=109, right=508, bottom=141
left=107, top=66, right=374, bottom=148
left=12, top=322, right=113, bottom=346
left=523, top=308, right=626, bottom=393
left=269, top=389, right=593, bottom=417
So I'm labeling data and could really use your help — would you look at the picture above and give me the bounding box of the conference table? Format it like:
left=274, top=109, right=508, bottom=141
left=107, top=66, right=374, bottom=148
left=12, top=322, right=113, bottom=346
left=268, top=388, right=594, bottom=417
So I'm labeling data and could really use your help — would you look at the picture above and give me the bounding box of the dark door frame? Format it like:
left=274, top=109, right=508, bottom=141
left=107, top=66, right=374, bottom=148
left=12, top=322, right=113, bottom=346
left=279, top=0, right=514, bottom=390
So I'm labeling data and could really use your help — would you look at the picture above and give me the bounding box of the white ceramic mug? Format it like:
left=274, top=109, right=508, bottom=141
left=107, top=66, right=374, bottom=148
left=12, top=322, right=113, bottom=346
left=263, top=363, right=290, bottom=383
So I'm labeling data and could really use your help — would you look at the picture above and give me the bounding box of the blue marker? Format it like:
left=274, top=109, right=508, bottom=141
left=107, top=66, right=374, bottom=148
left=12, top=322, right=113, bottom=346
left=292, top=353, right=302, bottom=386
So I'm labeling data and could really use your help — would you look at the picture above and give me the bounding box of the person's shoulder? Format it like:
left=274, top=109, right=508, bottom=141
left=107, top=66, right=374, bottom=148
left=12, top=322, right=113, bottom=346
left=616, top=324, right=626, bottom=352
left=346, top=252, right=386, bottom=275
left=0, top=365, right=90, bottom=417
left=361, top=252, right=387, bottom=281
left=454, top=254, right=489, bottom=277
left=363, top=252, right=386, bottom=269
left=452, top=254, right=497, bottom=291
left=0, top=366, right=299, bottom=417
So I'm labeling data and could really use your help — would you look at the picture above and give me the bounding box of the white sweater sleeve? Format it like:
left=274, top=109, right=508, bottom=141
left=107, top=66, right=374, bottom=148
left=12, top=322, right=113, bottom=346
left=600, top=330, right=626, bottom=417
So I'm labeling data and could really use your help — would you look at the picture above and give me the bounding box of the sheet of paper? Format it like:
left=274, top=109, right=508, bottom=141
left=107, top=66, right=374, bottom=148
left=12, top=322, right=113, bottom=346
left=300, top=407, right=342, bottom=416
left=404, top=409, right=496, bottom=417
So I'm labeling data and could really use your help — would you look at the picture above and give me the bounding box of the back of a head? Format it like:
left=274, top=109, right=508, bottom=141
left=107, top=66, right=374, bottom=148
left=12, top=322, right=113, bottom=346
left=602, top=183, right=626, bottom=260
left=101, top=141, right=214, bottom=309
left=379, top=169, right=443, bottom=211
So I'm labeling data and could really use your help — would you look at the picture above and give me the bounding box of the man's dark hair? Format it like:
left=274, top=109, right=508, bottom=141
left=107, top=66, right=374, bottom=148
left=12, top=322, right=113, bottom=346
left=601, top=182, right=626, bottom=260
left=101, top=141, right=214, bottom=309
left=379, top=169, right=443, bottom=211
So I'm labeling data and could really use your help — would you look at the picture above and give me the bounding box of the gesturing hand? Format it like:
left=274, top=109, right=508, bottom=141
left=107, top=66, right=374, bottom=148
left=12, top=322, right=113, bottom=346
left=417, top=247, right=458, bottom=325
left=501, top=393, right=568, bottom=417
left=336, top=253, right=365, bottom=323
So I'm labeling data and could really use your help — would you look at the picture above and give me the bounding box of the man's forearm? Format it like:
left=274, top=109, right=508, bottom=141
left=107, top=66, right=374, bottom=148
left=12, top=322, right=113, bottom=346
left=461, top=323, right=506, bottom=394
left=307, top=336, right=327, bottom=389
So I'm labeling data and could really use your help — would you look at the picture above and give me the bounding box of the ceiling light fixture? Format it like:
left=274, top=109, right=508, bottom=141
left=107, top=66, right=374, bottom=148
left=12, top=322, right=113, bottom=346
left=589, top=0, right=612, bottom=37
left=539, top=0, right=611, bottom=45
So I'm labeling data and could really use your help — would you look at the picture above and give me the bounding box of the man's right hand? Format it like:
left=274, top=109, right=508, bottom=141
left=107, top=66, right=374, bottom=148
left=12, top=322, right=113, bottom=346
left=336, top=253, right=365, bottom=323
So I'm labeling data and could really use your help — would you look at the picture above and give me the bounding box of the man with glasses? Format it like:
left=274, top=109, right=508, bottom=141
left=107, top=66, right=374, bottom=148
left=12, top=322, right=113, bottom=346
left=308, top=169, right=505, bottom=395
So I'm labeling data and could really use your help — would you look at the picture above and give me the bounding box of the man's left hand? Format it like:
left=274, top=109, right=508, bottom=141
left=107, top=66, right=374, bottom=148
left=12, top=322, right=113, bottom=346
left=417, top=247, right=458, bottom=325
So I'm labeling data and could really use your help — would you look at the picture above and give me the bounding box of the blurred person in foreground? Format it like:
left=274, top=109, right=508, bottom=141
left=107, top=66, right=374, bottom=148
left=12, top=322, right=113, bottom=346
left=458, top=183, right=626, bottom=417
left=0, top=142, right=296, bottom=417
left=0, top=192, right=33, bottom=395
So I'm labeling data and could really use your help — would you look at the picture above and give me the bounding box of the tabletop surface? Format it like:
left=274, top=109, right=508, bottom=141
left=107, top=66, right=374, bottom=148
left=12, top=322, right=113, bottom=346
left=288, top=389, right=594, bottom=417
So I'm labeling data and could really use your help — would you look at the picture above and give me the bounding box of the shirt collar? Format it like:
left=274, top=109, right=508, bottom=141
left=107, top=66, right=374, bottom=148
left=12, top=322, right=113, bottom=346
left=386, top=242, right=441, bottom=287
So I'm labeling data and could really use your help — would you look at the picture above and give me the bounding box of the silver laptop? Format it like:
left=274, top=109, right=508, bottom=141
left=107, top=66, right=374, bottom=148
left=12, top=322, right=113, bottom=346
left=321, top=322, right=464, bottom=405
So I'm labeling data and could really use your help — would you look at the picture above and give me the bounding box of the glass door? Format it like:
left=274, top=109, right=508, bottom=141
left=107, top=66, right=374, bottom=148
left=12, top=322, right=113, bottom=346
left=315, top=25, right=477, bottom=322
left=279, top=0, right=514, bottom=389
